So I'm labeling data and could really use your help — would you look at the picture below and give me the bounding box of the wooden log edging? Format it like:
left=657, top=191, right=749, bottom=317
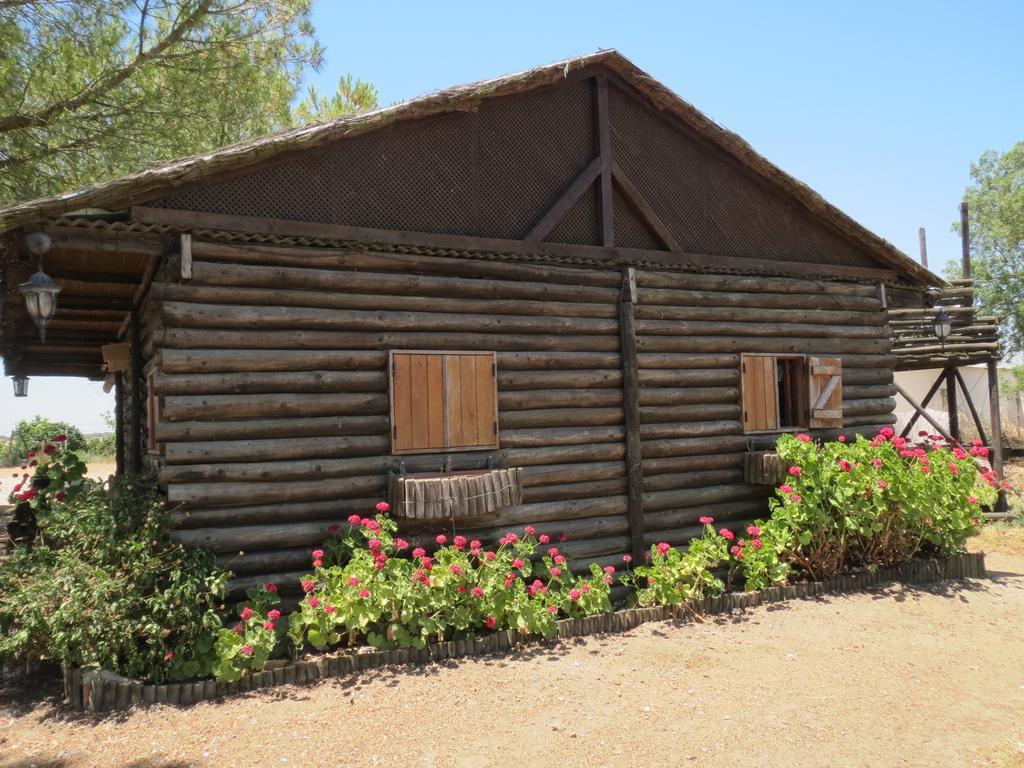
left=64, top=551, right=985, bottom=713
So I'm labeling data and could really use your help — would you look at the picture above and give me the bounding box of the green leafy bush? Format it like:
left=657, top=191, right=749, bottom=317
left=755, top=429, right=999, bottom=581
left=7, top=417, right=87, bottom=460
left=0, top=476, right=228, bottom=682
left=621, top=521, right=730, bottom=606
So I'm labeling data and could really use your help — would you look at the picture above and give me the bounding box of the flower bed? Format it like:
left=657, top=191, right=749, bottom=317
left=64, top=551, right=986, bottom=712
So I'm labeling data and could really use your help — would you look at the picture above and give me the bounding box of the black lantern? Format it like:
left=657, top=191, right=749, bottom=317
left=12, top=375, right=28, bottom=397
left=932, top=307, right=953, bottom=345
left=19, top=232, right=60, bottom=342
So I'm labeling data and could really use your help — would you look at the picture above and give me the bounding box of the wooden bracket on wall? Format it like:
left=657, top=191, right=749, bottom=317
left=180, top=233, right=192, bottom=281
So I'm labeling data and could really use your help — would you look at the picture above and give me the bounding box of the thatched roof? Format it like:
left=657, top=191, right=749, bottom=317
left=0, top=50, right=940, bottom=285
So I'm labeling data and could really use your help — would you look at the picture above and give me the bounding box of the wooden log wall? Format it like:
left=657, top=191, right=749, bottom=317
left=633, top=271, right=897, bottom=548
left=145, top=238, right=902, bottom=590
left=152, top=241, right=630, bottom=587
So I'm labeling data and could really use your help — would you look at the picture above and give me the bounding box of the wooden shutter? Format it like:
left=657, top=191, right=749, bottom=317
left=740, top=354, right=779, bottom=432
left=444, top=353, right=497, bottom=449
left=391, top=352, right=446, bottom=452
left=808, top=356, right=843, bottom=428
left=390, top=351, right=497, bottom=453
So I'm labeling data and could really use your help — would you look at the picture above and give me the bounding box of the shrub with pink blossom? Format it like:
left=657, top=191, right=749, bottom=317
left=213, top=583, right=284, bottom=682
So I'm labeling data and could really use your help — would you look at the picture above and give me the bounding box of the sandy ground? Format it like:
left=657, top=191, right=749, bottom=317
left=1, top=536, right=1022, bottom=768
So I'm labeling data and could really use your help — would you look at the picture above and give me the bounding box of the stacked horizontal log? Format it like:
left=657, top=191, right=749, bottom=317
left=888, top=279, right=1001, bottom=370
left=633, top=271, right=897, bottom=546
left=156, top=241, right=629, bottom=583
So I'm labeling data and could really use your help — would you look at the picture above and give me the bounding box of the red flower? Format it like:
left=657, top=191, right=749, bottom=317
left=348, top=577, right=361, bottom=587
left=395, top=538, right=409, bottom=550
left=879, top=427, right=894, bottom=438
left=484, top=551, right=496, bottom=561
left=264, top=582, right=278, bottom=593
left=485, top=616, right=497, bottom=629
left=796, top=433, right=811, bottom=442
left=524, top=525, right=536, bottom=536
left=376, top=501, right=391, bottom=513
left=420, top=556, right=433, bottom=569
left=920, top=465, right=932, bottom=474
left=622, top=554, right=632, bottom=564
left=239, top=607, right=254, bottom=621
left=569, top=588, right=581, bottom=601
left=348, top=514, right=361, bottom=525
left=719, top=529, right=734, bottom=541
left=312, top=549, right=324, bottom=560
left=547, top=605, right=558, bottom=613
left=788, top=466, right=802, bottom=476
left=871, top=458, right=883, bottom=468
left=450, top=563, right=463, bottom=576
left=503, top=573, right=516, bottom=589
left=549, top=567, right=562, bottom=578
left=268, top=609, right=281, bottom=620
left=838, top=459, right=852, bottom=472
left=779, top=485, right=793, bottom=494
left=506, top=532, right=519, bottom=544
left=971, top=438, right=984, bottom=447
left=232, top=624, right=244, bottom=636
left=412, top=547, right=426, bottom=558
left=948, top=463, right=959, bottom=474
left=746, top=525, right=761, bottom=537
left=264, top=621, right=276, bottom=631
left=42, top=444, right=57, bottom=455
left=603, top=565, right=615, bottom=574
left=968, top=496, right=979, bottom=505
left=656, top=542, right=671, bottom=556
left=368, top=538, right=382, bottom=551
left=554, top=555, right=566, bottom=565
left=838, top=435, right=846, bottom=443
left=752, top=538, right=763, bottom=550
left=581, top=584, right=591, bottom=593
left=26, top=450, right=35, bottom=457
left=308, top=597, right=320, bottom=608
left=471, top=587, right=484, bottom=599
left=164, top=650, right=174, bottom=661
left=312, top=559, right=323, bottom=568
left=877, top=481, right=889, bottom=490
left=547, top=548, right=560, bottom=557
left=453, top=535, right=467, bottom=550
left=324, top=605, right=336, bottom=614
left=470, top=539, right=481, bottom=549
left=538, top=534, right=550, bottom=545
left=790, top=493, right=802, bottom=502
left=512, top=558, right=524, bottom=569
left=53, top=434, right=67, bottom=442
left=301, top=580, right=316, bottom=593
left=699, top=516, right=714, bottom=525
left=241, top=645, right=253, bottom=656
left=12, top=483, right=22, bottom=492
left=18, top=489, right=36, bottom=500
left=1002, top=480, right=1013, bottom=490
left=559, top=533, right=568, bottom=542
left=436, top=534, right=448, bottom=545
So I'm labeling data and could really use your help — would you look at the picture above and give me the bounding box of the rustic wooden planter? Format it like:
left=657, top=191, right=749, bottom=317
left=388, top=467, right=522, bottom=519
left=63, top=551, right=986, bottom=713
left=743, top=450, right=788, bottom=485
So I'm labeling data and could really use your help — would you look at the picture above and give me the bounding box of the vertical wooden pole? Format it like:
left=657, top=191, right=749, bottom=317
left=618, top=267, right=644, bottom=561
left=595, top=76, right=614, bottom=248
left=129, top=314, right=142, bottom=473
left=918, top=227, right=928, bottom=269
left=114, top=373, right=125, bottom=476
left=987, top=361, right=1007, bottom=512
left=945, top=367, right=960, bottom=442
left=959, top=202, right=972, bottom=279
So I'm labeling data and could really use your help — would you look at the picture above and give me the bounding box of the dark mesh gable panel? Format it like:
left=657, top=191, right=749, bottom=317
left=607, top=83, right=878, bottom=267
left=150, top=79, right=596, bottom=241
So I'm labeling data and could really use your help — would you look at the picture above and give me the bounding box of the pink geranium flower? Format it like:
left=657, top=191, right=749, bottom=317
left=241, top=645, right=253, bottom=656
left=719, top=529, right=734, bottom=541
left=240, top=607, right=254, bottom=621
left=656, top=542, right=671, bottom=556
left=569, top=589, right=581, bottom=601
left=622, top=554, right=633, bottom=563
left=358, top=589, right=370, bottom=598
left=308, top=597, right=320, bottom=608
left=436, top=534, right=447, bottom=545
left=268, top=609, right=281, bottom=620
left=699, top=516, right=714, bottom=525
left=376, top=501, right=391, bottom=513
left=485, top=616, right=497, bottom=629
left=789, top=466, right=802, bottom=476
left=348, top=514, right=361, bottom=525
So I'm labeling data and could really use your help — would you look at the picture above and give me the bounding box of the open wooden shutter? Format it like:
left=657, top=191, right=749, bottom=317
left=740, top=354, right=779, bottom=432
left=808, top=356, right=843, bottom=428
left=444, top=353, right=497, bottom=449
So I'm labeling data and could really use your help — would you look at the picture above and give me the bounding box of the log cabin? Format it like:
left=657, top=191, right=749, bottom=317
left=0, top=51, right=1001, bottom=592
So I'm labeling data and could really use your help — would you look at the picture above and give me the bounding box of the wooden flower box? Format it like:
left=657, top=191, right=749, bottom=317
left=388, top=467, right=523, bottom=519
left=743, top=451, right=787, bottom=485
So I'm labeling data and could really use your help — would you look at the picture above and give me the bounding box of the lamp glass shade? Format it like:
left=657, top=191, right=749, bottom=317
left=13, top=376, right=28, bottom=397
left=933, top=308, right=953, bottom=341
left=19, top=269, right=61, bottom=342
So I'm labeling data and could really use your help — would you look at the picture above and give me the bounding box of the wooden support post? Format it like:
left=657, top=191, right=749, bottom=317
left=114, top=373, right=125, bottom=475
left=900, top=370, right=946, bottom=438
left=918, top=227, right=928, bottom=269
left=987, top=361, right=1007, bottom=512
left=959, top=202, right=972, bottom=279
left=180, top=233, right=192, bottom=281
left=952, top=367, right=988, bottom=446
left=946, top=367, right=961, bottom=442
left=596, top=76, right=614, bottom=247
left=618, top=267, right=644, bottom=561
left=129, top=315, right=142, bottom=473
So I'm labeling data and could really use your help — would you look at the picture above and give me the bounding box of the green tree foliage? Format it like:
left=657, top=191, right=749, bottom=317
left=0, top=0, right=323, bottom=204
left=293, top=73, right=379, bottom=123
left=9, top=415, right=86, bottom=457
left=952, top=141, right=1024, bottom=358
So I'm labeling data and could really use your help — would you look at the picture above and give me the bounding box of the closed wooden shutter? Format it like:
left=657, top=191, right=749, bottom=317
left=390, top=351, right=498, bottom=453
left=444, top=353, right=497, bottom=449
left=808, top=356, right=843, bottom=428
left=740, top=354, right=779, bottom=432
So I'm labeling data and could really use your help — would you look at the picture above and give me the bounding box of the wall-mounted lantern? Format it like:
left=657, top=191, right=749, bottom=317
left=932, top=307, right=953, bottom=347
left=19, top=231, right=60, bottom=342
left=12, top=375, right=29, bottom=397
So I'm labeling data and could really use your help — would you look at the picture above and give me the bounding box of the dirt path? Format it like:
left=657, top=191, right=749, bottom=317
left=2, top=543, right=1023, bottom=768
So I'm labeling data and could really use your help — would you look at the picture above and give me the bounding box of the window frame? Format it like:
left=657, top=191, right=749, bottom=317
left=740, top=353, right=810, bottom=435
left=388, top=349, right=500, bottom=455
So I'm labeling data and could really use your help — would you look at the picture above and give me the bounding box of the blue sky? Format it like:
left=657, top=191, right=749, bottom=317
left=2, top=0, right=1021, bottom=435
